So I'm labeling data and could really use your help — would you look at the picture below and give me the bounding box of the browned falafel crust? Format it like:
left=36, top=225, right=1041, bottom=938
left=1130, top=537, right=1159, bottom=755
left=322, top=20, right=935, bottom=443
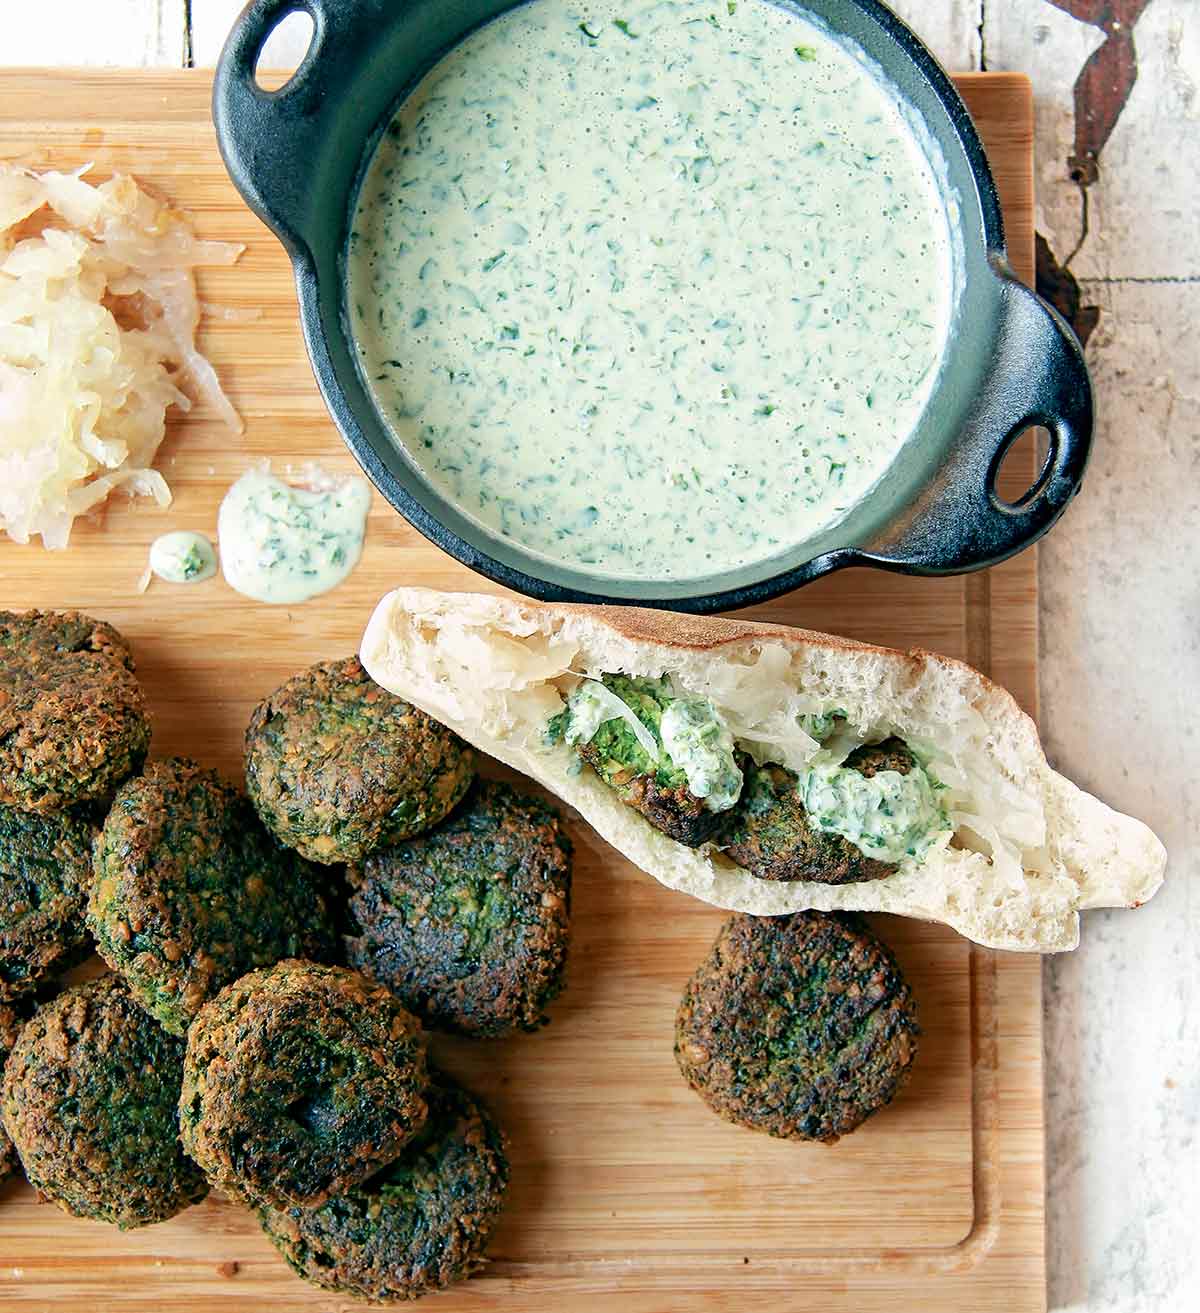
left=0, top=975, right=208, bottom=1226
left=846, top=739, right=918, bottom=779
left=1, top=804, right=97, bottom=1000
left=675, top=912, right=919, bottom=1143
left=257, top=1075, right=509, bottom=1301
left=88, top=758, right=338, bottom=1036
left=179, top=960, right=429, bottom=1209
left=0, top=610, right=151, bottom=812
left=590, top=755, right=727, bottom=847
left=346, top=780, right=573, bottom=1038
left=0, top=1001, right=23, bottom=1183
left=720, top=739, right=917, bottom=884
left=245, top=656, right=475, bottom=864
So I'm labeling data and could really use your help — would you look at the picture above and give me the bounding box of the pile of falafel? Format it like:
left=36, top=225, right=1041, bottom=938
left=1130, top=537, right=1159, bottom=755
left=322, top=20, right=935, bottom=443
left=0, top=611, right=572, bottom=1299
left=1, top=608, right=922, bottom=1301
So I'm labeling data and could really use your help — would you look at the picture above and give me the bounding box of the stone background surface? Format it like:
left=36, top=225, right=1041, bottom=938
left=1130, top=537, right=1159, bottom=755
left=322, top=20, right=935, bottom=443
left=5, top=3, right=1198, bottom=1310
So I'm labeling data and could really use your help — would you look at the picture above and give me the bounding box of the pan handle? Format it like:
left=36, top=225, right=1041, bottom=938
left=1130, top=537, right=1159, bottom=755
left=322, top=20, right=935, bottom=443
left=212, top=0, right=386, bottom=260
left=866, top=262, right=1094, bottom=573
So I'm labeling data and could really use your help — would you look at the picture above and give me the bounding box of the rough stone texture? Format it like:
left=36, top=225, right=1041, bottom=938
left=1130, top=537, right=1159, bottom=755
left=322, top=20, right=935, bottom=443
left=985, top=6, right=1199, bottom=1312
left=6, top=2, right=1197, bottom=1309
left=884, top=0, right=984, bottom=68
left=1034, top=281, right=1198, bottom=1313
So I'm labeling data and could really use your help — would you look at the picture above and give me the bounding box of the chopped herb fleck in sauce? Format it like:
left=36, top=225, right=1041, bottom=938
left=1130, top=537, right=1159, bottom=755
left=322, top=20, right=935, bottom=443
left=148, top=531, right=218, bottom=585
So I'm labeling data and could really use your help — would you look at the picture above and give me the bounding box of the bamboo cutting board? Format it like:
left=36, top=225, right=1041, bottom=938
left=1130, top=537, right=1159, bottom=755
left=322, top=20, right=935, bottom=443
left=0, top=71, right=1043, bottom=1312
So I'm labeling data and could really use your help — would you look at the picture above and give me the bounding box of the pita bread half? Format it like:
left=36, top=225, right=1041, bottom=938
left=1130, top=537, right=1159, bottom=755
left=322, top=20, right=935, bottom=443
left=360, top=588, right=1165, bottom=953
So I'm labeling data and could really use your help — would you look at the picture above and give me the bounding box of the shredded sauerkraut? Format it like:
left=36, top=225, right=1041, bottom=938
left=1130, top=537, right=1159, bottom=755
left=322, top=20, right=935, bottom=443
left=0, top=164, right=243, bottom=548
left=566, top=676, right=661, bottom=759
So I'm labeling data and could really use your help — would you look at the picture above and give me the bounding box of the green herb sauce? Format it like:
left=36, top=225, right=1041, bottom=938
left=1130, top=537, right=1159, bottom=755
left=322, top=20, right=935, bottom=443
left=217, top=468, right=371, bottom=605
left=350, top=0, right=952, bottom=579
left=148, top=531, right=217, bottom=585
left=797, top=758, right=949, bottom=862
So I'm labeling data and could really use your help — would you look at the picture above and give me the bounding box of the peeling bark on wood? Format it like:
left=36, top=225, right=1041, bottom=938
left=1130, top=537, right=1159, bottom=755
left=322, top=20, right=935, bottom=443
left=1048, top=0, right=1154, bottom=185
left=1035, top=232, right=1101, bottom=346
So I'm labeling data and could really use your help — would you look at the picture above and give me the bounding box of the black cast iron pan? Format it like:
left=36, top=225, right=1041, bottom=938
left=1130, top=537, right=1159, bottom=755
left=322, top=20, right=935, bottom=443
left=214, top=0, right=1092, bottom=613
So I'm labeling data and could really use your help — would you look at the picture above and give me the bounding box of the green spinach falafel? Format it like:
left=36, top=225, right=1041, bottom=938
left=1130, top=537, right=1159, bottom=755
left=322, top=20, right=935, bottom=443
left=88, top=758, right=338, bottom=1035
left=346, top=780, right=572, bottom=1037
left=675, top=912, right=920, bottom=1143
left=1, top=804, right=96, bottom=999
left=180, top=960, right=429, bottom=1209
left=0, top=1002, right=24, bottom=1184
left=0, top=610, right=151, bottom=812
left=0, top=975, right=208, bottom=1226
left=551, top=674, right=741, bottom=847
left=257, top=1075, right=509, bottom=1301
left=720, top=740, right=920, bottom=885
left=245, top=657, right=475, bottom=864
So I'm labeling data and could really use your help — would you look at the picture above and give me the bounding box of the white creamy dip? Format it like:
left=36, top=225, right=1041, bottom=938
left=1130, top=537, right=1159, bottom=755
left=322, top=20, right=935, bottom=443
left=349, top=0, right=953, bottom=579
left=217, top=467, right=371, bottom=604
left=148, top=531, right=218, bottom=585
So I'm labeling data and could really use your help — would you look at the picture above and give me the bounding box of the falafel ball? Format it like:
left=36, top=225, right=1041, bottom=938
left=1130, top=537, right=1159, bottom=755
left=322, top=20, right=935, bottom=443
left=720, top=738, right=919, bottom=885
left=245, top=657, right=475, bottom=864
left=180, top=960, right=429, bottom=1209
left=0, top=975, right=208, bottom=1226
left=675, top=912, right=919, bottom=1143
left=570, top=675, right=731, bottom=847
left=346, top=780, right=572, bottom=1038
left=88, top=758, right=338, bottom=1036
left=257, top=1074, right=509, bottom=1301
left=1, top=804, right=97, bottom=1000
left=0, top=610, right=151, bottom=813
left=0, top=1001, right=24, bottom=1184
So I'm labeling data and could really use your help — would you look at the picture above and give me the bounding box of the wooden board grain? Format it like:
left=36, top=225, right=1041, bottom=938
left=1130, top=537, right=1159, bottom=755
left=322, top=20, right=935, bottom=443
left=0, top=71, right=1043, bottom=1312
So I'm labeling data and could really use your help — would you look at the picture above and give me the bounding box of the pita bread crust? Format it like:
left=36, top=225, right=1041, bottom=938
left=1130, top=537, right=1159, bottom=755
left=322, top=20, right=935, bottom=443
left=360, top=589, right=1166, bottom=954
